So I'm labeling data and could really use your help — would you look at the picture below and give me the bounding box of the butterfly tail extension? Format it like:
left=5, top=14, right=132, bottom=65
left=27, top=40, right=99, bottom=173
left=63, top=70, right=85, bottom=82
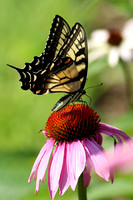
left=7, top=64, right=21, bottom=72
left=7, top=64, right=31, bottom=90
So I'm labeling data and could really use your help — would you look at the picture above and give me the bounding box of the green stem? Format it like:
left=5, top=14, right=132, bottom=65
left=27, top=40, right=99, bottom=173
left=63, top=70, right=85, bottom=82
left=78, top=173, right=87, bottom=200
left=120, top=59, right=132, bottom=106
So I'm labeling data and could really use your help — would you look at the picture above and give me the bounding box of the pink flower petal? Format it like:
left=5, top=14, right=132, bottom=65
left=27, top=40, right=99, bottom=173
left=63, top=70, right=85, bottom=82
left=59, top=143, right=70, bottom=196
left=34, top=139, right=54, bottom=194
left=66, top=142, right=79, bottom=191
left=59, top=141, right=85, bottom=196
left=99, top=123, right=130, bottom=141
left=28, top=139, right=55, bottom=183
left=95, top=133, right=103, bottom=145
left=107, top=139, right=133, bottom=173
left=91, top=138, right=114, bottom=183
left=83, top=161, right=91, bottom=187
left=70, top=140, right=86, bottom=180
left=83, top=138, right=110, bottom=182
left=48, top=142, right=65, bottom=199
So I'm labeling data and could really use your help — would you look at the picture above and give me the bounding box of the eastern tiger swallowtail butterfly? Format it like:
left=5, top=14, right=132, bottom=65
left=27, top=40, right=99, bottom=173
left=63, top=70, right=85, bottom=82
left=8, top=15, right=88, bottom=112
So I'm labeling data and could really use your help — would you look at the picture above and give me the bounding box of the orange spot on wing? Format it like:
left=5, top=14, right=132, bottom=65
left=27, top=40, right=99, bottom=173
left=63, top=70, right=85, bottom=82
left=65, top=58, right=71, bottom=64
left=32, top=84, right=35, bottom=88
left=57, top=61, right=62, bottom=66
left=36, top=90, right=41, bottom=94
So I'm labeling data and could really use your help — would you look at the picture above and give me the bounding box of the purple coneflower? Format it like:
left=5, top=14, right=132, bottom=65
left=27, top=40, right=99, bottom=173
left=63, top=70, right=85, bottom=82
left=88, top=19, right=133, bottom=67
left=28, top=104, right=130, bottom=200
left=103, top=138, right=133, bottom=174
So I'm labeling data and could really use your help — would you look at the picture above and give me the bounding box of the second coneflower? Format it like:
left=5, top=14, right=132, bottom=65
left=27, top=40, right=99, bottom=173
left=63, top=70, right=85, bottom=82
left=28, top=104, right=130, bottom=200
left=88, top=19, right=133, bottom=67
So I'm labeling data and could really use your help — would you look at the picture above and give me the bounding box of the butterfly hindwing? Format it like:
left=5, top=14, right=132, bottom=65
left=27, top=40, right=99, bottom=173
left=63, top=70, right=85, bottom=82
left=8, top=15, right=71, bottom=91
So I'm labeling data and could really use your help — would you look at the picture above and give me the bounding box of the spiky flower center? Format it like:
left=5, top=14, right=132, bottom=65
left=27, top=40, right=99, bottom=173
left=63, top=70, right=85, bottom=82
left=45, top=104, right=101, bottom=142
left=108, top=29, right=123, bottom=46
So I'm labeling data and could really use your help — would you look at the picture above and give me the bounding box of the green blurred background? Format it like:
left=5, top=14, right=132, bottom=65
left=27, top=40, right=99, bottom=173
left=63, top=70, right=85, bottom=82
left=0, top=0, right=133, bottom=199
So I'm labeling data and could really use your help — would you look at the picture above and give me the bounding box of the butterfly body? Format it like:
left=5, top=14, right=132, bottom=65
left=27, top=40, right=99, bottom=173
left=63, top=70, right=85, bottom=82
left=8, top=15, right=88, bottom=112
left=52, top=90, right=86, bottom=112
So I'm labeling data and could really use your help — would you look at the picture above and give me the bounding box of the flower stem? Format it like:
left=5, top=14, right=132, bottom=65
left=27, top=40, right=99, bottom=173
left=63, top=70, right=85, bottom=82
left=78, top=173, right=87, bottom=200
left=120, top=59, right=132, bottom=106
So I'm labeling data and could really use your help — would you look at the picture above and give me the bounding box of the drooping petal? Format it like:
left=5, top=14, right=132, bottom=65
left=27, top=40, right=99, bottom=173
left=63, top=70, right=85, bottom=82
left=90, top=137, right=103, bottom=151
left=59, top=141, right=80, bottom=196
left=59, top=142, right=69, bottom=196
left=108, top=47, right=119, bottom=67
left=114, top=141, right=133, bottom=172
left=34, top=139, right=55, bottom=194
left=95, top=133, right=103, bottom=145
left=83, top=160, right=91, bottom=187
left=66, top=142, right=79, bottom=191
left=70, top=140, right=86, bottom=180
left=91, top=137, right=114, bottom=182
left=104, top=139, right=133, bottom=174
left=28, top=138, right=55, bottom=183
left=82, top=138, right=110, bottom=181
left=99, top=123, right=130, bottom=141
left=48, top=142, right=65, bottom=199
left=112, top=133, right=123, bottom=144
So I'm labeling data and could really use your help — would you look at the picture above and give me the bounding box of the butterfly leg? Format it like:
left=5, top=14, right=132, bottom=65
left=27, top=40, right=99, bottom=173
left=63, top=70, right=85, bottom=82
left=66, top=103, right=75, bottom=115
left=85, top=94, right=92, bottom=107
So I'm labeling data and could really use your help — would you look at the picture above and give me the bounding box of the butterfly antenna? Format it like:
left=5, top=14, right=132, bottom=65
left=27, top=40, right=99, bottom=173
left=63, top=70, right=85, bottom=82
left=84, top=83, right=103, bottom=107
left=85, top=82, right=103, bottom=90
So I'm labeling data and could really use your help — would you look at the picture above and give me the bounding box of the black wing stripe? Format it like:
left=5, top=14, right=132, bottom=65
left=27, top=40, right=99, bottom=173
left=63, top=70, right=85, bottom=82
left=58, top=23, right=87, bottom=61
left=43, top=15, right=71, bottom=66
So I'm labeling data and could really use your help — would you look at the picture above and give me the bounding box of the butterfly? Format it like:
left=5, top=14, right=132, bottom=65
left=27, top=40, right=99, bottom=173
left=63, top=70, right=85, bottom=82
left=8, top=15, right=88, bottom=112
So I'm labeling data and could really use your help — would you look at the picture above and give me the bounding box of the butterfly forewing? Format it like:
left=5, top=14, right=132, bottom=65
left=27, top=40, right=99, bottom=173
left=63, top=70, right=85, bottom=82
left=44, top=23, right=88, bottom=94
left=42, top=15, right=71, bottom=66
